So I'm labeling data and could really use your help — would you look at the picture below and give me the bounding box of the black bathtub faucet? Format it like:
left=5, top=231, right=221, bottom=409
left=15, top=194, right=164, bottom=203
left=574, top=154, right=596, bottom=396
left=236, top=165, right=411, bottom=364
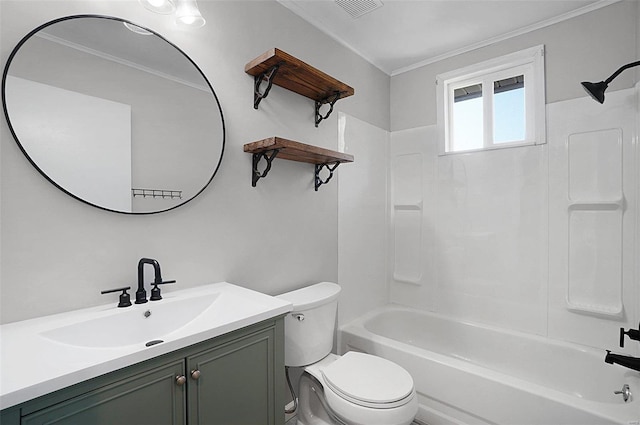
left=135, top=258, right=176, bottom=304
left=605, top=351, right=640, bottom=373
left=604, top=322, right=640, bottom=373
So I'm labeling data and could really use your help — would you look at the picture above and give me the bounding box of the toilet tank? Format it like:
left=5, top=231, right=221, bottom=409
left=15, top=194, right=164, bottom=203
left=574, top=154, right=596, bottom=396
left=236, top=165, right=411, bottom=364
left=276, top=282, right=341, bottom=367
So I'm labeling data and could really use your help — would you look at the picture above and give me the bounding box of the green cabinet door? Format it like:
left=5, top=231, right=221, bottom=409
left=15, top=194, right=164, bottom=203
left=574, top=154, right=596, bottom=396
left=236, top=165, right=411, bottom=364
left=22, top=360, right=186, bottom=425
left=187, top=325, right=284, bottom=425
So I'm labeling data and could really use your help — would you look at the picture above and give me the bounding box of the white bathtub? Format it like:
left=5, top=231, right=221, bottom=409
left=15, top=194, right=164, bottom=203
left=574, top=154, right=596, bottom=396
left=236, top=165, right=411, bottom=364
left=339, top=305, right=639, bottom=425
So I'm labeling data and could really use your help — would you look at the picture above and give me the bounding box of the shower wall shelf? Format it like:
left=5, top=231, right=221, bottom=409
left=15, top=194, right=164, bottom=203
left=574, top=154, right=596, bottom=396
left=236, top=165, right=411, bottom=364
left=243, top=137, right=354, bottom=191
left=244, top=48, right=355, bottom=127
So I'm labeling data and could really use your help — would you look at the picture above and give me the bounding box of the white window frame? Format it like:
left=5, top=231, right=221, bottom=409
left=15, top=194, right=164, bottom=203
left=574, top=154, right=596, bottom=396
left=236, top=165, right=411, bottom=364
left=436, top=45, right=546, bottom=155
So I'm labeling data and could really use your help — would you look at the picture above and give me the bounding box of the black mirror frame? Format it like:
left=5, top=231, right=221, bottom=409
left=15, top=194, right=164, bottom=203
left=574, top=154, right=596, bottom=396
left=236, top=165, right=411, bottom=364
left=1, top=14, right=225, bottom=215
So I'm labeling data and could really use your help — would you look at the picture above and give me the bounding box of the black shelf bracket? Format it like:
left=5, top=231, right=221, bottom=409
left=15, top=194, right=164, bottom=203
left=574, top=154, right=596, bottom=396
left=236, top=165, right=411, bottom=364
left=252, top=149, right=280, bottom=187
left=254, top=64, right=280, bottom=109
left=315, top=91, right=342, bottom=127
left=315, top=162, right=341, bottom=191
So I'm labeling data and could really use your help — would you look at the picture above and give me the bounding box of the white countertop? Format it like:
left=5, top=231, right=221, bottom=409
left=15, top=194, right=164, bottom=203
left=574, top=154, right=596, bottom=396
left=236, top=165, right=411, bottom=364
left=0, top=282, right=292, bottom=410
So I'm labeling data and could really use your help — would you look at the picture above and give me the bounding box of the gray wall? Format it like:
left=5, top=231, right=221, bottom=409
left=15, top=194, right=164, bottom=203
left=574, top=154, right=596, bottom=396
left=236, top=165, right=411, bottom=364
left=391, top=0, right=638, bottom=131
left=0, top=0, right=390, bottom=323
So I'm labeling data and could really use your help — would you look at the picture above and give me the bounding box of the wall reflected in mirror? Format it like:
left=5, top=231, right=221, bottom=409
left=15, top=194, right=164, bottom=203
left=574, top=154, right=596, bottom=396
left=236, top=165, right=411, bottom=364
left=2, top=15, right=225, bottom=214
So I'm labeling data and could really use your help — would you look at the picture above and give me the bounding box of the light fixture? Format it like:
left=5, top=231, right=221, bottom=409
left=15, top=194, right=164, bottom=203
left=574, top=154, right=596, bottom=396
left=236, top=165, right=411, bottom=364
left=138, top=0, right=176, bottom=15
left=175, top=0, right=206, bottom=28
left=581, top=61, right=640, bottom=104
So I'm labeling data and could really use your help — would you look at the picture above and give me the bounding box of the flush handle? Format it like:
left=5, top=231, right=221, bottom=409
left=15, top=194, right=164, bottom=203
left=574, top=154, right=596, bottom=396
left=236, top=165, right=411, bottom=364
left=292, top=313, right=305, bottom=322
left=191, top=369, right=201, bottom=380
left=175, top=375, right=187, bottom=386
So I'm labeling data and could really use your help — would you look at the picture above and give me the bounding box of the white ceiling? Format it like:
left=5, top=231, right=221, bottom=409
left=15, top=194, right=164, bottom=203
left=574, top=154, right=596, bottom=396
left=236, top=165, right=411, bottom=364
left=38, top=17, right=209, bottom=89
left=278, top=0, right=618, bottom=75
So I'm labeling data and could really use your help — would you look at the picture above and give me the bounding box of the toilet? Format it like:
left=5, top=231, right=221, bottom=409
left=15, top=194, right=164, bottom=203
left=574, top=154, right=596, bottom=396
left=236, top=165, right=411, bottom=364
left=277, top=282, right=418, bottom=425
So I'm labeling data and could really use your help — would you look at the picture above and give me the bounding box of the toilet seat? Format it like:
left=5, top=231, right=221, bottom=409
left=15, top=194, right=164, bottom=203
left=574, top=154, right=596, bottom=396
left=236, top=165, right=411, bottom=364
left=321, top=352, right=415, bottom=409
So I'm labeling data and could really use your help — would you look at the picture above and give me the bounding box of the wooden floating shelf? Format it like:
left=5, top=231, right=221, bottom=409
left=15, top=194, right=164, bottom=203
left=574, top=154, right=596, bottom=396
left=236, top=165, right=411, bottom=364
left=245, top=48, right=355, bottom=103
left=244, top=137, right=354, bottom=191
left=245, top=48, right=354, bottom=126
left=244, top=137, right=354, bottom=164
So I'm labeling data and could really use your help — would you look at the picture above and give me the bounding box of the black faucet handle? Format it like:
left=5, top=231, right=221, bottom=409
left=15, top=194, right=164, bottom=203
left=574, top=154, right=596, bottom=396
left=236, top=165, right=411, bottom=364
left=619, top=323, right=640, bottom=348
left=101, top=286, right=132, bottom=308
left=150, top=280, right=176, bottom=301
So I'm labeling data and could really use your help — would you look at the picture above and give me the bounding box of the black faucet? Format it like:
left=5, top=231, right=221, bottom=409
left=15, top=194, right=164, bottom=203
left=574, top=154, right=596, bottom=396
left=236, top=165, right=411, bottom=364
left=604, top=322, right=640, bottom=373
left=135, top=258, right=175, bottom=304
left=620, top=323, right=640, bottom=348
left=605, top=351, right=640, bottom=372
left=101, top=286, right=132, bottom=308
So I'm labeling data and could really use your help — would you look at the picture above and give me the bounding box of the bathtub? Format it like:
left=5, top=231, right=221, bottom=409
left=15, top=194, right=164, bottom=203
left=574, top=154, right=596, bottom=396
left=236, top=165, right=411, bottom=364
left=339, top=305, right=639, bottom=425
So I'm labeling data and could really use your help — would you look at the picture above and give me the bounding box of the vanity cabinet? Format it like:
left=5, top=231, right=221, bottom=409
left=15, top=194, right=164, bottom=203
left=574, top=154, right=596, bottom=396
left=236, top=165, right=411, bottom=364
left=2, top=317, right=285, bottom=425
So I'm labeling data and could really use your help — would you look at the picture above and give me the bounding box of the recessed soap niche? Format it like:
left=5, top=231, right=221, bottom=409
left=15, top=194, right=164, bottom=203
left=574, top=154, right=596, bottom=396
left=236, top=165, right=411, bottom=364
left=566, top=128, right=624, bottom=317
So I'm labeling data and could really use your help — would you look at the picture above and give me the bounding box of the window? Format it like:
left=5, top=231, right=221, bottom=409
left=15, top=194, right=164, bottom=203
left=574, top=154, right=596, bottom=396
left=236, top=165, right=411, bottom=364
left=437, top=45, right=546, bottom=154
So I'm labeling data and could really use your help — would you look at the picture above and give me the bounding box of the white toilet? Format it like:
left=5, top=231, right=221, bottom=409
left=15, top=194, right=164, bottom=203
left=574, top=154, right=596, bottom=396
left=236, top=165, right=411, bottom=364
left=277, top=282, right=418, bottom=425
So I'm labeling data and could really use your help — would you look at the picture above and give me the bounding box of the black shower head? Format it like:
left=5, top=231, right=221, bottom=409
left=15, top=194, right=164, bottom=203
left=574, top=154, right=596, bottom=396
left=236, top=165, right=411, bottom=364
left=581, top=61, right=640, bottom=104
left=580, top=81, right=607, bottom=104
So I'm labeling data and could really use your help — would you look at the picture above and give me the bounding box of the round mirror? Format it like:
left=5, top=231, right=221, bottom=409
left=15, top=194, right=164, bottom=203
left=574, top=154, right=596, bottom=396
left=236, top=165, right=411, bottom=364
left=2, top=15, right=225, bottom=214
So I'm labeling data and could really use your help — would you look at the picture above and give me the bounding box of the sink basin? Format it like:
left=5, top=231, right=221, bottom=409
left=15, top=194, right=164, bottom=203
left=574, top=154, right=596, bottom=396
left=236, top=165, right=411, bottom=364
left=2, top=281, right=292, bottom=410
left=41, top=293, right=220, bottom=348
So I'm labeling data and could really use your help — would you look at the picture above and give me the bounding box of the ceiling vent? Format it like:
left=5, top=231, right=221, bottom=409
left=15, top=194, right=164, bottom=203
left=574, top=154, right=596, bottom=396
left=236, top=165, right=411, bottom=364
left=335, top=0, right=383, bottom=19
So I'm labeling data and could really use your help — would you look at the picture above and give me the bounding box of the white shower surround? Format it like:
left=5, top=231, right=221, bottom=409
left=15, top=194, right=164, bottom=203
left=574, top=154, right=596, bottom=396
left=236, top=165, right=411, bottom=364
left=337, top=88, right=639, bottom=424
left=387, top=88, right=638, bottom=353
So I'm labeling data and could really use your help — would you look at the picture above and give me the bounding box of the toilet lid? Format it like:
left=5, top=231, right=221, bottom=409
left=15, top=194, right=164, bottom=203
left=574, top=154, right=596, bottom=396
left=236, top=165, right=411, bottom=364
left=321, top=352, right=414, bottom=409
